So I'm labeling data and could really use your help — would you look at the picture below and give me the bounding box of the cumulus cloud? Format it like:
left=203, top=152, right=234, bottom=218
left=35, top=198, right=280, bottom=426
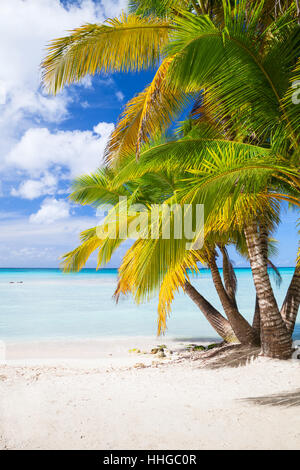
left=6, top=121, right=114, bottom=180
left=0, top=1, right=105, bottom=140
left=29, top=198, right=70, bottom=224
left=0, top=0, right=124, bottom=172
left=11, top=172, right=58, bottom=199
left=0, top=0, right=128, bottom=266
left=0, top=0, right=105, bottom=95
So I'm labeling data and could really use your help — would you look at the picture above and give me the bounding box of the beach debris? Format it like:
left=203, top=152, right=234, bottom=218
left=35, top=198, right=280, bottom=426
left=133, top=363, right=146, bottom=369
left=128, top=348, right=141, bottom=354
left=187, top=344, right=206, bottom=351
left=207, top=343, right=220, bottom=350
left=157, top=351, right=166, bottom=358
left=151, top=345, right=167, bottom=354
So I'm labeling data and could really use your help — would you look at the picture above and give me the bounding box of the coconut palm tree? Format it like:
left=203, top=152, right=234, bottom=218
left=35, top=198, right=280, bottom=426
left=62, top=155, right=239, bottom=343
left=42, top=0, right=300, bottom=358
left=61, top=126, right=299, bottom=353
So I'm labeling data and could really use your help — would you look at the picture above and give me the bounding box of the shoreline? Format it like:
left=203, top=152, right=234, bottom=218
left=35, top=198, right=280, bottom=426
left=0, top=336, right=218, bottom=368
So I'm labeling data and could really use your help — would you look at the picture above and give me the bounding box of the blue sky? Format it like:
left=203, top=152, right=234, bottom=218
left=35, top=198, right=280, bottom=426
left=0, top=0, right=298, bottom=268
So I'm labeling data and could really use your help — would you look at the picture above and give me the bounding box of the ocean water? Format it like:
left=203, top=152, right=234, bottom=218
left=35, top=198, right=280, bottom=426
left=0, top=268, right=299, bottom=342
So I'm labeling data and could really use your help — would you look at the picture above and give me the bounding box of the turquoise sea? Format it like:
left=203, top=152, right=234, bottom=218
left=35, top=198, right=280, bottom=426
left=0, top=268, right=299, bottom=342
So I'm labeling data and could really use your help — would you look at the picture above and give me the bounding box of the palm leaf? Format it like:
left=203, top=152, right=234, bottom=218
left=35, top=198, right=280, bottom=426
left=129, top=0, right=192, bottom=17
left=42, top=13, right=171, bottom=93
left=105, top=57, right=189, bottom=162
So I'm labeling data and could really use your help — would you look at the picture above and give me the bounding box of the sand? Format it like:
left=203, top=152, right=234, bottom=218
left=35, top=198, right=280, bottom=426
left=0, top=337, right=300, bottom=450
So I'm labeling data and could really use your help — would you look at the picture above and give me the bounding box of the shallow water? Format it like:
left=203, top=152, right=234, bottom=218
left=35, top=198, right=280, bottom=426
left=0, top=268, right=299, bottom=341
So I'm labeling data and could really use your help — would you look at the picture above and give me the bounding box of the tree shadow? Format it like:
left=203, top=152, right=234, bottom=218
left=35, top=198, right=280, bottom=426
left=242, top=389, right=300, bottom=408
left=189, top=344, right=261, bottom=369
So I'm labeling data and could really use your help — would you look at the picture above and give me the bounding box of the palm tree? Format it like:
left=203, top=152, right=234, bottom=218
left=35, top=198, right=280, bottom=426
left=62, top=159, right=239, bottom=344
left=42, top=0, right=300, bottom=358
left=61, top=129, right=299, bottom=353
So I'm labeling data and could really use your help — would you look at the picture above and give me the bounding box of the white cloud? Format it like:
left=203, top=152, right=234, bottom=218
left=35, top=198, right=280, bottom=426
left=0, top=215, right=132, bottom=267
left=0, top=82, right=6, bottom=105
left=11, top=172, right=58, bottom=199
left=0, top=211, right=20, bottom=220
left=102, top=0, right=128, bottom=17
left=0, top=1, right=128, bottom=266
left=77, top=75, right=94, bottom=89
left=93, top=121, right=115, bottom=138
left=6, top=121, right=114, bottom=180
left=115, top=91, right=125, bottom=102
left=0, top=0, right=125, bottom=171
left=29, top=198, right=70, bottom=224
left=0, top=0, right=104, bottom=95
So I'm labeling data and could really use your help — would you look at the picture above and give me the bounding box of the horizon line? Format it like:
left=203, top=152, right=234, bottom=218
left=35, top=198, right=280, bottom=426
left=0, top=266, right=296, bottom=270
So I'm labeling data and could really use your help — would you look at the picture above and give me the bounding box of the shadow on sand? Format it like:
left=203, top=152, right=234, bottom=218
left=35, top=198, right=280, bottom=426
left=242, top=389, right=300, bottom=408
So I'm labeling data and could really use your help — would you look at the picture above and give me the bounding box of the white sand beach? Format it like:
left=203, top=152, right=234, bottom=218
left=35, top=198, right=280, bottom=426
left=0, top=337, right=300, bottom=450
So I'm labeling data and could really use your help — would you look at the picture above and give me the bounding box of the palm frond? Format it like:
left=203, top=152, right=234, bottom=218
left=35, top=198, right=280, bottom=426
left=113, top=136, right=272, bottom=186
left=165, top=2, right=299, bottom=144
left=156, top=251, right=203, bottom=333
left=105, top=57, right=190, bottom=162
left=42, top=13, right=171, bottom=93
left=61, top=227, right=102, bottom=272
left=69, top=168, right=128, bottom=207
left=282, top=57, right=300, bottom=149
left=129, top=0, right=192, bottom=17
left=268, top=258, right=283, bottom=287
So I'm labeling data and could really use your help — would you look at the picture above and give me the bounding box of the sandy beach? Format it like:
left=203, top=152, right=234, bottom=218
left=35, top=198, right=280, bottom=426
left=0, top=337, right=300, bottom=450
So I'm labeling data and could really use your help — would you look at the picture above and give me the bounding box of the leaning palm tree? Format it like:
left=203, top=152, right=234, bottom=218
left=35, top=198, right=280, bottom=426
left=63, top=154, right=239, bottom=344
left=61, top=128, right=299, bottom=354
left=42, top=0, right=300, bottom=358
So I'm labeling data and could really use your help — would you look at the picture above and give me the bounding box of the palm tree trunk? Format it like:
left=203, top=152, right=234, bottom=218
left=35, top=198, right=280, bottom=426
left=184, top=281, right=238, bottom=343
left=252, top=296, right=261, bottom=340
left=219, top=245, right=238, bottom=309
left=244, top=223, right=292, bottom=359
left=259, top=221, right=269, bottom=263
left=280, top=265, right=300, bottom=335
left=208, top=254, right=259, bottom=346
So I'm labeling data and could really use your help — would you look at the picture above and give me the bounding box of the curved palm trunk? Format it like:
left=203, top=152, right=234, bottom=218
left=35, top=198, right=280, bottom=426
left=184, top=281, right=238, bottom=343
left=219, top=246, right=238, bottom=309
left=244, top=223, right=292, bottom=359
left=280, top=265, right=300, bottom=335
left=208, top=255, right=259, bottom=346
